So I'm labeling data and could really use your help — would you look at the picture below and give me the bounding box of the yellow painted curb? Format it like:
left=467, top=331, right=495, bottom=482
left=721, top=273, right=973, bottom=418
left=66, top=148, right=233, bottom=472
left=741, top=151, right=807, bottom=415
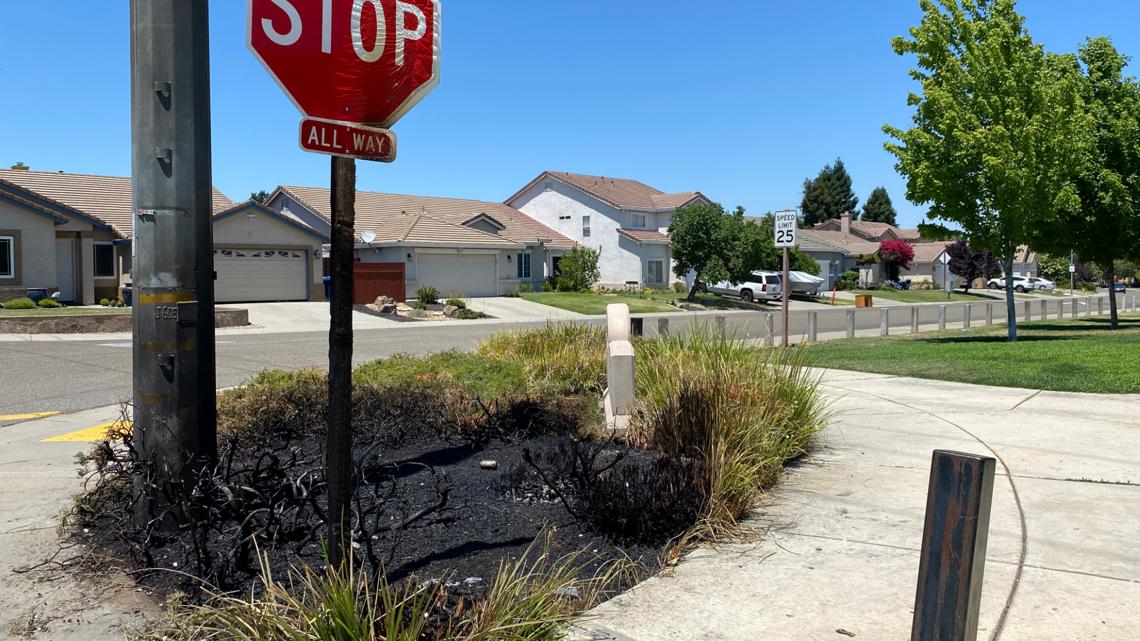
left=44, top=420, right=132, bottom=443
left=0, top=411, right=62, bottom=422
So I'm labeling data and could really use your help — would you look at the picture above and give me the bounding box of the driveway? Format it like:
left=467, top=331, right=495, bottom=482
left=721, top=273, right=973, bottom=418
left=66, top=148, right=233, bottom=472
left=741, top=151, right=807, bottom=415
left=239, top=301, right=397, bottom=333
left=575, top=372, right=1140, bottom=641
left=464, top=296, right=588, bottom=321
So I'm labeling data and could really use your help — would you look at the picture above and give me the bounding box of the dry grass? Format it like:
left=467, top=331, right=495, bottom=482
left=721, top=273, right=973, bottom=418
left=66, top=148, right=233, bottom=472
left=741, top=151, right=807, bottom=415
left=475, top=324, right=607, bottom=395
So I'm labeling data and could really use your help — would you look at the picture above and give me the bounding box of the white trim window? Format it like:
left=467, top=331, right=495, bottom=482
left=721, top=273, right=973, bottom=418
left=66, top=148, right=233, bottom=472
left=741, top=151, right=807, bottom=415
left=516, top=252, right=531, bottom=279
left=94, top=242, right=116, bottom=278
left=0, top=236, right=13, bottom=279
left=582, top=215, right=591, bottom=238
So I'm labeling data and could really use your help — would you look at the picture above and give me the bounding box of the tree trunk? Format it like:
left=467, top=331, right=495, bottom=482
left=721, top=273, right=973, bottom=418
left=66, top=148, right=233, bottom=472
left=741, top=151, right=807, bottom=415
left=1105, top=265, right=1118, bottom=330
left=687, top=278, right=701, bottom=302
left=327, top=156, right=356, bottom=571
left=1004, top=256, right=1017, bottom=342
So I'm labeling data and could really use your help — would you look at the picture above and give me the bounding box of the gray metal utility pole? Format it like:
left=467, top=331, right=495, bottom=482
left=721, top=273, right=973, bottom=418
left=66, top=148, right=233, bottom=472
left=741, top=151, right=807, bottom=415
left=130, top=0, right=216, bottom=519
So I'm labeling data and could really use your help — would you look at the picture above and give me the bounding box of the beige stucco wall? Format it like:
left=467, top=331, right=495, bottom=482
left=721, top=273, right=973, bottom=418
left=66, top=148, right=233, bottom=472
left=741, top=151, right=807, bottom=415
left=0, top=200, right=58, bottom=290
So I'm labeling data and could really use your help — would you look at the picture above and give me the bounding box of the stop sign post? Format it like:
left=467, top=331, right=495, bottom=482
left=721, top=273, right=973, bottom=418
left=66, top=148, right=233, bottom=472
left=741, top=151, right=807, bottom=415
left=247, top=0, right=440, bottom=570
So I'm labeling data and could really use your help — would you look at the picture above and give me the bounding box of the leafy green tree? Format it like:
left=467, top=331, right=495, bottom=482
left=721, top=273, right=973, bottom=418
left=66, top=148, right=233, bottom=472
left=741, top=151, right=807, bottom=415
left=861, top=187, right=898, bottom=225
left=946, top=240, right=1000, bottom=293
left=750, top=215, right=822, bottom=274
left=1036, top=253, right=1073, bottom=284
left=557, top=246, right=601, bottom=292
left=670, top=203, right=774, bottom=300
left=801, top=159, right=859, bottom=227
left=1031, top=37, right=1140, bottom=328
left=884, top=0, right=1089, bottom=341
left=250, top=190, right=272, bottom=204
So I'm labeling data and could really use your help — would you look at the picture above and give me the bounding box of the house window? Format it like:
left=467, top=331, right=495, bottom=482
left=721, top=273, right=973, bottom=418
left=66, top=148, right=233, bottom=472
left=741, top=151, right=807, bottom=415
left=0, top=236, right=13, bottom=279
left=94, top=243, right=116, bottom=278
left=630, top=214, right=647, bottom=229
left=558, top=215, right=571, bottom=221
left=516, top=252, right=531, bottom=279
left=647, top=260, right=664, bottom=285
left=582, top=216, right=591, bottom=238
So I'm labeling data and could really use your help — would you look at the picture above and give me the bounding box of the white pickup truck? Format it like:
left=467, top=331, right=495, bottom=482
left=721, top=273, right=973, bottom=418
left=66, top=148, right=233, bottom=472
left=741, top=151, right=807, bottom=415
left=706, top=271, right=782, bottom=303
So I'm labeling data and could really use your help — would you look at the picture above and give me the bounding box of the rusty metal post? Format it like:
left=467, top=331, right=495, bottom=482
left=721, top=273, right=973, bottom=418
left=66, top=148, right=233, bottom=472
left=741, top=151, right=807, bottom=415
left=327, top=156, right=356, bottom=570
left=911, top=450, right=997, bottom=641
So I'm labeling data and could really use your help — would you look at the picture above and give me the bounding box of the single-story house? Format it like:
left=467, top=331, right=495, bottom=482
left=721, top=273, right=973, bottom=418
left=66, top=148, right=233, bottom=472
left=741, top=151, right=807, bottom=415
left=265, top=185, right=576, bottom=300
left=506, top=171, right=709, bottom=289
left=0, top=165, right=327, bottom=304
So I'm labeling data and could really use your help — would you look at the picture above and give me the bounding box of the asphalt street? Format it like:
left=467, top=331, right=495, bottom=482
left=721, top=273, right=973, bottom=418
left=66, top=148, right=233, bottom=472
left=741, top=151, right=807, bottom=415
left=0, top=299, right=1033, bottom=426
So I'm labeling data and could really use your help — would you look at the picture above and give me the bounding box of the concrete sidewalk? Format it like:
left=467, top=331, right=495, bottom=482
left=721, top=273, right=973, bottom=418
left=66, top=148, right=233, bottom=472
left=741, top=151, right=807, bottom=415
left=0, top=406, right=158, bottom=640
left=574, top=371, right=1140, bottom=641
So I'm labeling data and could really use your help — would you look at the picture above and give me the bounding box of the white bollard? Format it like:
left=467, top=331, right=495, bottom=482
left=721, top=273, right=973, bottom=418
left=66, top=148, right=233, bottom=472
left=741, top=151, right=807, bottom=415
left=938, top=305, right=946, bottom=331
left=1024, top=300, right=1031, bottom=322
left=604, top=304, right=636, bottom=432
left=986, top=303, right=994, bottom=326
left=807, top=312, right=818, bottom=343
left=764, top=313, right=775, bottom=347
left=964, top=304, right=972, bottom=329
left=847, top=309, right=856, bottom=339
left=881, top=308, right=889, bottom=337
left=911, top=306, right=920, bottom=334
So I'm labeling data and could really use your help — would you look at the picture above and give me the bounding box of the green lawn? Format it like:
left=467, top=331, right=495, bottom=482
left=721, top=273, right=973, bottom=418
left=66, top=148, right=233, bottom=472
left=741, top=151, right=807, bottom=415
left=0, top=307, right=131, bottom=318
left=805, top=315, right=1140, bottom=393
left=520, top=292, right=680, bottom=315
left=853, top=289, right=1001, bottom=304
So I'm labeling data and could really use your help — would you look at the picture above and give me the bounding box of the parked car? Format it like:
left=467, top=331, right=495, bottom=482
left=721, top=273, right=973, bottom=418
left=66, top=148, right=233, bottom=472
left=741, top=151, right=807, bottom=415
left=986, top=275, right=1033, bottom=293
left=1029, top=277, right=1056, bottom=291
left=707, top=271, right=782, bottom=303
left=1114, top=282, right=1127, bottom=293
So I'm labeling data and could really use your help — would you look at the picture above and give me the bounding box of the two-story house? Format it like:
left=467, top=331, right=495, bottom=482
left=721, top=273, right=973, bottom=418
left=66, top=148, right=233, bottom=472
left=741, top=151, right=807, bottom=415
left=506, top=172, right=708, bottom=288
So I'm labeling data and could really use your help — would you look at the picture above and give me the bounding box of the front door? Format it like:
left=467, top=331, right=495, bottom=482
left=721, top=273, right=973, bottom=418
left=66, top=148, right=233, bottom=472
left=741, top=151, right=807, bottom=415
left=55, top=238, right=76, bottom=302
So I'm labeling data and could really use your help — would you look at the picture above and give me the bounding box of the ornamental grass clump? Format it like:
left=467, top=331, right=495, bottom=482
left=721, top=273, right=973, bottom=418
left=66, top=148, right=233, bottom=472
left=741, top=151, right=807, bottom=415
left=475, top=323, right=606, bottom=395
left=634, top=329, right=829, bottom=537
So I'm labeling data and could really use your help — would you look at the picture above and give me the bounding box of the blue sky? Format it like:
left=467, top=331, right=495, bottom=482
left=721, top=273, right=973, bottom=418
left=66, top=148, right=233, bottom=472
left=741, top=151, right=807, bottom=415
left=2, top=1, right=1138, bottom=228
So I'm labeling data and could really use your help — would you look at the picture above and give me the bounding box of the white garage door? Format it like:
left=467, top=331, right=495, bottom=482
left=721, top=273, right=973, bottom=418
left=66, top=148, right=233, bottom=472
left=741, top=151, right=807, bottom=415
left=416, top=253, right=497, bottom=298
left=214, top=248, right=308, bottom=303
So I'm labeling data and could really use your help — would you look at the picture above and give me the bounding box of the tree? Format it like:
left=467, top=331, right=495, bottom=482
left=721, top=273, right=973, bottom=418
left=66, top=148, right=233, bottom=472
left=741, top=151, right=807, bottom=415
left=670, top=202, right=775, bottom=300
left=557, top=246, right=600, bottom=292
left=862, top=187, right=898, bottom=225
left=1036, top=253, right=1073, bottom=284
left=879, top=239, right=915, bottom=281
left=1031, top=38, right=1140, bottom=329
left=750, top=215, right=822, bottom=274
left=801, top=159, right=859, bottom=227
left=884, top=0, right=1089, bottom=341
left=946, top=240, right=1000, bottom=293
left=250, top=190, right=272, bottom=204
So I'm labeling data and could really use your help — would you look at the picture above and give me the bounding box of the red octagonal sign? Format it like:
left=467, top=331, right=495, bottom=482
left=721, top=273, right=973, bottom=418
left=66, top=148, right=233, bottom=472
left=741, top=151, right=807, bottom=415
left=248, top=0, right=440, bottom=128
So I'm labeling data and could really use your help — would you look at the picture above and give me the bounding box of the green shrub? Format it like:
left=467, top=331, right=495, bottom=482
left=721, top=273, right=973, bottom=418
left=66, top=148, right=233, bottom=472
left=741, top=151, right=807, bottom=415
left=836, top=271, right=859, bottom=291
left=217, top=369, right=328, bottom=439
left=38, top=298, right=60, bottom=308
left=2, top=298, right=37, bottom=310
left=99, top=298, right=111, bottom=307
left=555, top=276, right=575, bottom=292
left=445, top=298, right=467, bottom=309
left=541, top=280, right=555, bottom=292
left=457, top=308, right=486, bottom=320
left=558, top=246, right=601, bottom=291
left=518, top=282, right=532, bottom=293
left=416, top=286, right=440, bottom=305
left=633, top=330, right=829, bottom=537
left=672, top=282, right=686, bottom=293
left=413, top=300, right=428, bottom=311
left=476, top=323, right=607, bottom=395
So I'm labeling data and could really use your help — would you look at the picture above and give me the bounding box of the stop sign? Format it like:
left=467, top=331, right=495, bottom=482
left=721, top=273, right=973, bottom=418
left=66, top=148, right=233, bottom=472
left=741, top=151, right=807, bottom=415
left=247, top=0, right=440, bottom=128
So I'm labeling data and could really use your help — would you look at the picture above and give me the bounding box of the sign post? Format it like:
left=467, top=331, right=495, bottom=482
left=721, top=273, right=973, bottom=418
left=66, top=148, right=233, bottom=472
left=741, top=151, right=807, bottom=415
left=774, top=210, right=798, bottom=348
left=939, top=252, right=952, bottom=301
left=248, top=0, right=441, bottom=570
left=1069, top=251, right=1076, bottom=297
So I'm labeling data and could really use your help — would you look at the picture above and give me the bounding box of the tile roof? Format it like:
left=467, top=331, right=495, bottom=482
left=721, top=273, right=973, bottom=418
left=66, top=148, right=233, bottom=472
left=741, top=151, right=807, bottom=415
left=0, top=180, right=71, bottom=224
left=511, top=171, right=705, bottom=211
left=0, top=168, right=234, bottom=238
left=617, top=229, right=671, bottom=244
left=281, top=185, right=574, bottom=248
left=798, top=229, right=881, bottom=256
left=896, top=228, right=922, bottom=240
left=910, top=241, right=952, bottom=263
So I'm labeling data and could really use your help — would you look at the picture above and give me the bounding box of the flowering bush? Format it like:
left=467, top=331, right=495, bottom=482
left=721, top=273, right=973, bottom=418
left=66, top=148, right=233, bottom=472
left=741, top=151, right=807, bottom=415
left=879, top=239, right=915, bottom=280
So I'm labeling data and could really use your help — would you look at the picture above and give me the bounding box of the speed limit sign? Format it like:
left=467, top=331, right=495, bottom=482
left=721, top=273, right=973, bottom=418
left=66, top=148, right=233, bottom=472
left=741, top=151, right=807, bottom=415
left=774, top=210, right=798, bottom=248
